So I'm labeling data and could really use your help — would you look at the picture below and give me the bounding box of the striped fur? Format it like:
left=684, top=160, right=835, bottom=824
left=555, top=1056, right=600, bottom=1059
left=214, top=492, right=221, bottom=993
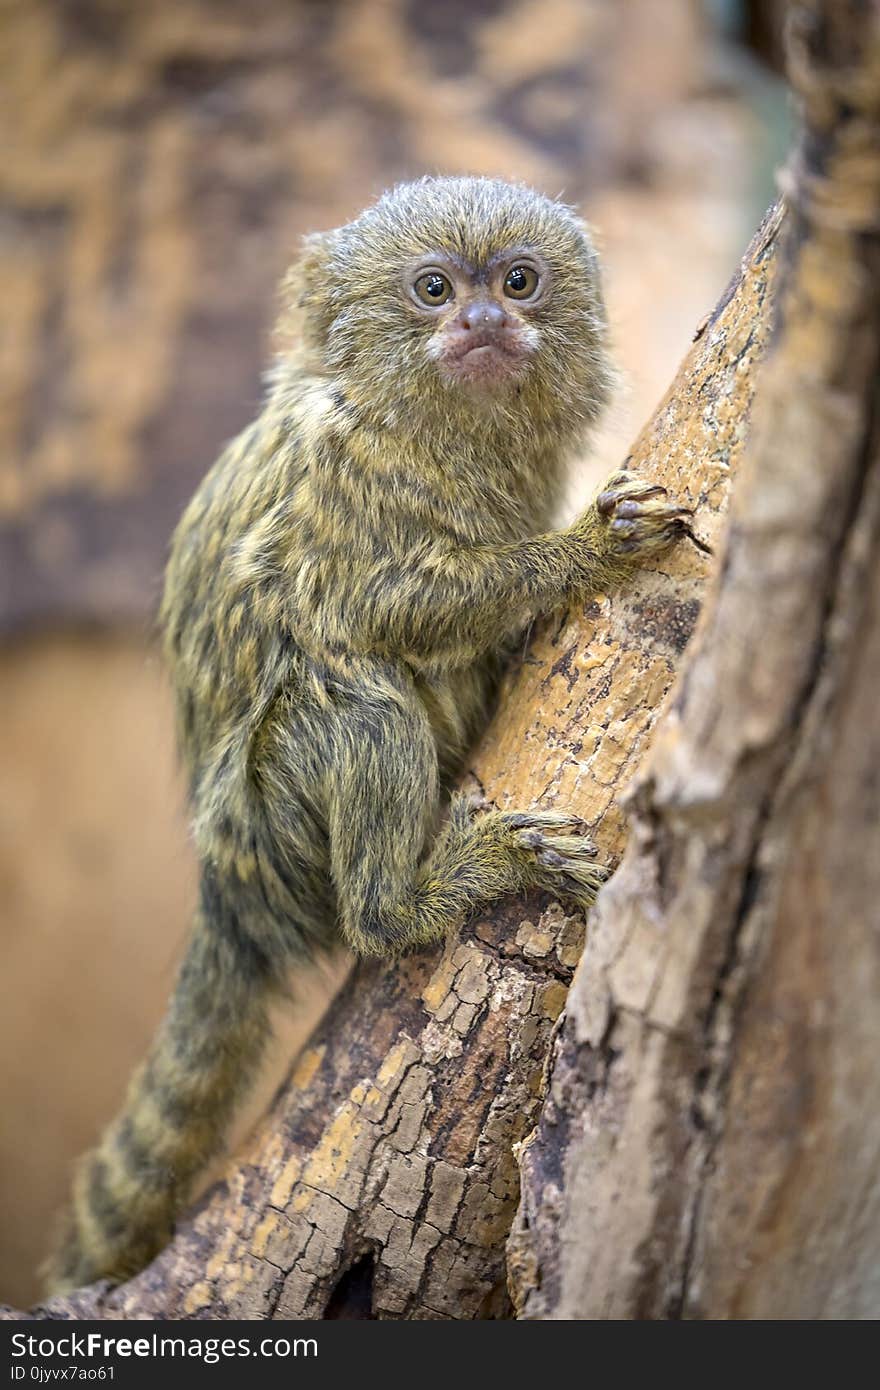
left=47, top=177, right=690, bottom=1290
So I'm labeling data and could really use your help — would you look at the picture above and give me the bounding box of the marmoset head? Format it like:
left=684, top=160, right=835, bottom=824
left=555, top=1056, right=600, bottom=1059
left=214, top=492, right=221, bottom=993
left=285, top=176, right=612, bottom=435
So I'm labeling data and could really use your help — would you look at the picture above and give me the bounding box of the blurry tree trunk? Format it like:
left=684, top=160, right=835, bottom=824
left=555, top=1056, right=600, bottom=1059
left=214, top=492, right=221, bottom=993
left=4, top=198, right=780, bottom=1319
left=509, top=0, right=880, bottom=1320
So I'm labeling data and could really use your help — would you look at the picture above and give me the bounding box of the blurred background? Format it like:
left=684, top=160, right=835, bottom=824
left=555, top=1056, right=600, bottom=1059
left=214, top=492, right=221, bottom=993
left=0, top=0, right=789, bottom=1305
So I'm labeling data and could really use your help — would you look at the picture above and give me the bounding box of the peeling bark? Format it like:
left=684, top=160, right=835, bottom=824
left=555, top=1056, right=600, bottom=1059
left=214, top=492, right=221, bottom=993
left=1, top=196, right=782, bottom=1321
left=509, top=0, right=880, bottom=1321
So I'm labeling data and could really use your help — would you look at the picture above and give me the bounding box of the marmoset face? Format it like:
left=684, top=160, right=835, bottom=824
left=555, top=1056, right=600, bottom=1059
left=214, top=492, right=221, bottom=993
left=405, top=249, right=547, bottom=392
left=295, top=176, right=610, bottom=427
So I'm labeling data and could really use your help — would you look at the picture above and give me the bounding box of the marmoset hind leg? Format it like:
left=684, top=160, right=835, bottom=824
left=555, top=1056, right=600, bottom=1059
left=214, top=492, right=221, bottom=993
left=327, top=688, right=605, bottom=957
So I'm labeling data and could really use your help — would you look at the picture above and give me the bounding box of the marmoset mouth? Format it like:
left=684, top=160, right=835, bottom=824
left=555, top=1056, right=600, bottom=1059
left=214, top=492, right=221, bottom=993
left=462, top=343, right=503, bottom=360
left=442, top=335, right=532, bottom=388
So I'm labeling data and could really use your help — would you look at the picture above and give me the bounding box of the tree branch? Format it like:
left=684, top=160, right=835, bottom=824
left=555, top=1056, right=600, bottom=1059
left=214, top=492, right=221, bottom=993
left=508, top=0, right=880, bottom=1320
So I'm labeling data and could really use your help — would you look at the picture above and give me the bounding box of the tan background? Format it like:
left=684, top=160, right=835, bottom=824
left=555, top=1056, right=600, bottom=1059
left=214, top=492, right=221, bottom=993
left=0, top=0, right=785, bottom=1305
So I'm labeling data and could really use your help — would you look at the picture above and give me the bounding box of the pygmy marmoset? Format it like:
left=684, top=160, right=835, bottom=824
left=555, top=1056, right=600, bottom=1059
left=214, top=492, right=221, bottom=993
left=48, top=176, right=698, bottom=1291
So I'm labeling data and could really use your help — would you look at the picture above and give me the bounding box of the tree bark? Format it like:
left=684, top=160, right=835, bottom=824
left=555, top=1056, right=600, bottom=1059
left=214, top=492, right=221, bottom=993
left=2, top=194, right=782, bottom=1319
left=509, top=0, right=880, bottom=1321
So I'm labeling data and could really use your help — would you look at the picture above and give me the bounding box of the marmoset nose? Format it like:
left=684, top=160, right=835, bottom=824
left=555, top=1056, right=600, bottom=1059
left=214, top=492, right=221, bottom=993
left=459, top=299, right=508, bottom=331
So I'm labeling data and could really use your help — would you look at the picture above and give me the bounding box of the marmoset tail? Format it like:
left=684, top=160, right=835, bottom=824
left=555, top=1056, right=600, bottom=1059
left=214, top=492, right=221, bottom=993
left=47, top=176, right=696, bottom=1291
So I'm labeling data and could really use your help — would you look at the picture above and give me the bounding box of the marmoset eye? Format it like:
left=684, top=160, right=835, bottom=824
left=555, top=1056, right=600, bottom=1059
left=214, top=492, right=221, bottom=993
left=503, top=265, right=539, bottom=299
left=414, top=271, right=454, bottom=306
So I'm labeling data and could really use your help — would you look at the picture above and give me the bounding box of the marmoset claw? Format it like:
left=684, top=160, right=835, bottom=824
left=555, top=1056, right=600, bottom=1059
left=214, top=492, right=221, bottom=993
left=596, top=470, right=711, bottom=557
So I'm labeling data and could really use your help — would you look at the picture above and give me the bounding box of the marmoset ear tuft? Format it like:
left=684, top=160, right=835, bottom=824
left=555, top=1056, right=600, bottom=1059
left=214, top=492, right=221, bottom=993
left=277, top=229, right=340, bottom=354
